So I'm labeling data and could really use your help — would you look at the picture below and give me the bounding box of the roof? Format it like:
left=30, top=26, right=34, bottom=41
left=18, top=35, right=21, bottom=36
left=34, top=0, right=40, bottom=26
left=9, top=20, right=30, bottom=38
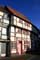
left=0, top=6, right=39, bottom=31
left=7, top=6, right=31, bottom=23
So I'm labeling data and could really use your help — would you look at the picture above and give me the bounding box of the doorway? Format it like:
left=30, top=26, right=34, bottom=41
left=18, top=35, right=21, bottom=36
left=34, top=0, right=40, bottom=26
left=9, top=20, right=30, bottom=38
left=17, top=40, right=22, bottom=55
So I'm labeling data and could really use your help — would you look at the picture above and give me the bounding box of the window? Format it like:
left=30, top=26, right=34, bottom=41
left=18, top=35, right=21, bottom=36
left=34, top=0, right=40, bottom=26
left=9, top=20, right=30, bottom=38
left=11, top=41, right=16, bottom=53
left=22, top=30, right=25, bottom=34
left=2, top=35, right=7, bottom=39
left=14, top=16, right=17, bottom=25
left=27, top=23, right=30, bottom=27
left=19, top=19, right=23, bottom=24
left=16, top=28, right=21, bottom=38
left=17, top=17, right=23, bottom=27
left=11, top=27, right=14, bottom=33
left=14, top=16, right=17, bottom=20
left=27, top=31, right=30, bottom=35
left=3, top=19, right=9, bottom=24
left=0, top=11, right=4, bottom=16
left=3, top=13, right=8, bottom=19
left=2, top=28, right=7, bottom=35
left=1, top=27, right=7, bottom=39
left=22, top=30, right=25, bottom=38
left=10, top=36, right=15, bottom=41
left=0, top=32, right=1, bottom=38
left=24, top=41, right=29, bottom=44
left=10, top=26, right=16, bottom=41
left=17, top=17, right=19, bottom=22
left=2, top=13, right=9, bottom=25
left=10, top=33, right=14, bottom=37
left=16, top=28, right=21, bottom=33
left=25, top=22, right=27, bottom=26
left=23, top=21, right=26, bottom=28
left=0, top=27, right=1, bottom=31
left=0, top=43, right=6, bottom=57
left=0, top=16, right=2, bottom=19
left=0, top=15, right=2, bottom=22
left=11, top=41, right=16, bottom=49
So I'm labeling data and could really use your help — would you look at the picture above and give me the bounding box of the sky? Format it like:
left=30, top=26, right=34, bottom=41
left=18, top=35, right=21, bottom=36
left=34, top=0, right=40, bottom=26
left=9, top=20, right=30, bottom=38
left=0, top=0, right=40, bottom=29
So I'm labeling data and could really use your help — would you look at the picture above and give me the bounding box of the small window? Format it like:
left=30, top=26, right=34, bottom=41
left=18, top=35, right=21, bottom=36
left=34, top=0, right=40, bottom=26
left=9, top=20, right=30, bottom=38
left=14, top=16, right=17, bottom=20
left=10, top=37, right=14, bottom=41
left=0, top=11, right=4, bottom=16
left=14, top=16, right=17, bottom=25
left=0, top=27, right=1, bottom=31
left=11, top=41, right=16, bottom=49
left=27, top=23, right=30, bottom=27
left=11, top=27, right=14, bottom=33
left=10, top=33, right=15, bottom=37
left=2, top=28, right=7, bottom=35
left=17, top=17, right=19, bottom=22
left=19, top=19, right=23, bottom=24
left=0, top=32, right=1, bottom=37
left=16, top=28, right=21, bottom=33
left=0, top=16, right=2, bottom=19
left=3, top=13, right=8, bottom=19
left=2, top=35, right=7, bottom=39
left=3, top=19, right=9, bottom=24
left=0, top=43, right=6, bottom=57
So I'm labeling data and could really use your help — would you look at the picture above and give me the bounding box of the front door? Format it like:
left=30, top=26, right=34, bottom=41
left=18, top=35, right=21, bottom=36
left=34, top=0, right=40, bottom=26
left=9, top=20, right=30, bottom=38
left=17, top=40, right=22, bottom=55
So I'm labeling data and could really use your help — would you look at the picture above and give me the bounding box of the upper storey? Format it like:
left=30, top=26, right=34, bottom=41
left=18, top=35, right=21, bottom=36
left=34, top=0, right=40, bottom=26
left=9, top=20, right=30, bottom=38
left=0, top=6, right=39, bottom=34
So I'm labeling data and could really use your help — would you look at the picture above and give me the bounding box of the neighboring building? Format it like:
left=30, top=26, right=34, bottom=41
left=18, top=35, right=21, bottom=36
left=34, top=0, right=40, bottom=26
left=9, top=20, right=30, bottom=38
left=0, top=6, right=39, bottom=57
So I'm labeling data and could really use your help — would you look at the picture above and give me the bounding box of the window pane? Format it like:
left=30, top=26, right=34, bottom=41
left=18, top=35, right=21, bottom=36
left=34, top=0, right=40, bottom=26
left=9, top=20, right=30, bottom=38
left=11, top=42, right=16, bottom=49
left=11, top=41, right=16, bottom=53
left=2, top=28, right=7, bottom=35
left=3, top=14, right=8, bottom=19
left=23, top=21, right=25, bottom=28
left=16, top=28, right=21, bottom=33
left=17, top=18, right=23, bottom=27
left=27, top=23, right=30, bottom=27
left=14, top=20, right=16, bottom=25
left=22, top=30, right=25, bottom=38
left=10, top=37, right=14, bottom=41
left=0, top=27, right=1, bottom=31
left=0, top=43, right=1, bottom=56
left=1, top=43, right=6, bottom=56
left=14, top=16, right=17, bottom=25
left=0, top=11, right=4, bottom=16
left=3, top=19, right=9, bottom=24
left=16, top=37, right=21, bottom=40
left=0, top=32, right=1, bottom=38
left=0, top=16, right=2, bottom=19
left=2, top=35, right=7, bottom=39
left=16, top=28, right=21, bottom=38
left=19, top=19, right=23, bottom=24
left=14, top=16, right=17, bottom=20
left=17, top=17, right=19, bottom=22
left=0, top=43, right=6, bottom=57
left=11, top=27, right=14, bottom=32
left=10, top=33, right=15, bottom=36
left=10, top=37, right=16, bottom=41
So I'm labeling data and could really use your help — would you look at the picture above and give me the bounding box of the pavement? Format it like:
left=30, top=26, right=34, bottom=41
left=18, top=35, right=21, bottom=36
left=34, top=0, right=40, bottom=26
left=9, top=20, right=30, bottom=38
left=0, top=54, right=40, bottom=60
left=27, top=55, right=40, bottom=60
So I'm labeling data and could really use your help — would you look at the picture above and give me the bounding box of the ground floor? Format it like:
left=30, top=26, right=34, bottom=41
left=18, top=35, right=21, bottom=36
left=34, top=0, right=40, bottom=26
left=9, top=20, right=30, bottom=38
left=0, top=25, right=31, bottom=57
left=0, top=39, right=31, bottom=57
left=0, top=54, right=40, bottom=60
